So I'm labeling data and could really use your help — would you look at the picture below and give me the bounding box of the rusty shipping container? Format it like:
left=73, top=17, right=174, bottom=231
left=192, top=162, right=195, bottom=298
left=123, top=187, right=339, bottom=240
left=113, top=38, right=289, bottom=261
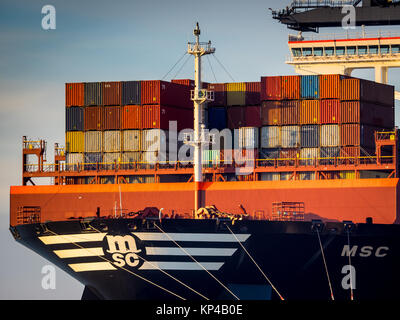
left=281, top=75, right=300, bottom=100
left=121, top=105, right=142, bottom=129
left=340, top=101, right=394, bottom=128
left=319, top=74, right=345, bottom=99
left=227, top=106, right=246, bottom=129
left=245, top=106, right=261, bottom=127
left=65, top=83, right=84, bottom=107
left=84, top=82, right=102, bottom=106
left=103, top=106, right=121, bottom=130
left=207, top=83, right=226, bottom=107
left=102, top=81, right=121, bottom=106
left=341, top=78, right=394, bottom=107
left=281, top=101, right=299, bottom=125
left=279, top=148, right=298, bottom=159
left=171, top=79, right=195, bottom=88
left=142, top=105, right=193, bottom=131
left=84, top=106, right=104, bottom=131
left=141, top=80, right=191, bottom=108
left=340, top=146, right=361, bottom=159
left=300, top=100, right=319, bottom=124
left=320, top=99, right=340, bottom=124
left=340, top=124, right=377, bottom=148
left=261, top=101, right=281, bottom=126
left=260, top=76, right=282, bottom=101
left=245, top=82, right=261, bottom=106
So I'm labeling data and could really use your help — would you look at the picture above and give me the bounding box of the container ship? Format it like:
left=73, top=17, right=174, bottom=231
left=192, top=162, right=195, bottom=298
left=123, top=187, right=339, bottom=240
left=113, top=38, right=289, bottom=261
left=9, top=22, right=400, bottom=301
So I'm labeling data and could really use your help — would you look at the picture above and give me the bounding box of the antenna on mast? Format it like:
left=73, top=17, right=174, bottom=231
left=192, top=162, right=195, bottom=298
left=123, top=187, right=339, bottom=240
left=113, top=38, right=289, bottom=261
left=186, top=23, right=215, bottom=215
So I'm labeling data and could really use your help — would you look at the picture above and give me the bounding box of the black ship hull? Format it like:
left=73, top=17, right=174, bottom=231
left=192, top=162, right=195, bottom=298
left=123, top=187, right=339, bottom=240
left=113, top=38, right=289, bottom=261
left=10, top=218, right=400, bottom=300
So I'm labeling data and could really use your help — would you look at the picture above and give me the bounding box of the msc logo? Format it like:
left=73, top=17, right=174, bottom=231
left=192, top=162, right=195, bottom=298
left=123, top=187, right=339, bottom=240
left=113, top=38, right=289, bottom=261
left=104, top=235, right=143, bottom=268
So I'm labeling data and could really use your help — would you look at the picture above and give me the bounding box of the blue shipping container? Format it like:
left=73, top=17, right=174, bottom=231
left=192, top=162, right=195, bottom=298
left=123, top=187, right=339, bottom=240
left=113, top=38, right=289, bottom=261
left=122, top=81, right=141, bottom=105
left=300, top=125, right=319, bottom=148
left=301, top=75, right=319, bottom=99
left=66, top=107, right=84, bottom=131
left=208, top=107, right=227, bottom=131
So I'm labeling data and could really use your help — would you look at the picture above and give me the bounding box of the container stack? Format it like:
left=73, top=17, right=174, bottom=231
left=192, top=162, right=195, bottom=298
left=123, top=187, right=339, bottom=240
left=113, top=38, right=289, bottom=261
left=65, top=80, right=193, bottom=169
left=259, top=74, right=394, bottom=168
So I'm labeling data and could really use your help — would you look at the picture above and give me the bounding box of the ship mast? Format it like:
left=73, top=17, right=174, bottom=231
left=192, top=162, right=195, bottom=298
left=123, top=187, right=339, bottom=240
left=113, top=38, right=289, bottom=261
left=187, top=23, right=215, bottom=214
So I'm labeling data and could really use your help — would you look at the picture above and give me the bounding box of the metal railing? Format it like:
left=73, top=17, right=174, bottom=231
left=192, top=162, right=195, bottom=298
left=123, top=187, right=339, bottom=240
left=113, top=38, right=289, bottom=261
left=23, top=155, right=395, bottom=174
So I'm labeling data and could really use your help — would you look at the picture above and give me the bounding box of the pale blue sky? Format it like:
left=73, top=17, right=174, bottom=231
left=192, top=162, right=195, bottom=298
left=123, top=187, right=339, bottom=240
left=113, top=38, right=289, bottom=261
left=0, top=0, right=399, bottom=299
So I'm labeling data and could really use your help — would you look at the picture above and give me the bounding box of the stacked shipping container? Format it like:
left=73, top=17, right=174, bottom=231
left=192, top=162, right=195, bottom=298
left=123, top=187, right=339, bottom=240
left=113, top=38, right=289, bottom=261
left=64, top=74, right=394, bottom=181
left=65, top=80, right=194, bottom=169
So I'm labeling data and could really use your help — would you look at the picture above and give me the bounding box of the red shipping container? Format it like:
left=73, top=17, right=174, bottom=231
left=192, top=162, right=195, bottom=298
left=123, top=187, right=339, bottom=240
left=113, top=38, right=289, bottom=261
left=340, top=124, right=376, bottom=148
left=340, top=101, right=394, bottom=128
left=84, top=106, right=104, bottom=131
left=102, top=81, right=121, bottom=106
left=281, top=75, right=300, bottom=100
left=207, top=83, right=226, bottom=106
left=142, top=105, right=193, bottom=131
left=171, top=79, right=195, bottom=88
left=340, top=146, right=360, bottom=158
left=261, top=101, right=281, bottom=125
left=260, top=76, right=282, bottom=101
left=341, top=79, right=360, bottom=101
left=320, top=100, right=340, bottom=124
left=227, top=106, right=246, bottom=129
left=320, top=74, right=346, bottom=99
left=103, top=106, right=121, bottom=130
left=141, top=80, right=191, bottom=108
left=245, top=106, right=261, bottom=127
left=281, top=101, right=299, bottom=125
left=66, top=83, right=84, bottom=107
left=245, top=82, right=260, bottom=105
left=121, top=105, right=142, bottom=129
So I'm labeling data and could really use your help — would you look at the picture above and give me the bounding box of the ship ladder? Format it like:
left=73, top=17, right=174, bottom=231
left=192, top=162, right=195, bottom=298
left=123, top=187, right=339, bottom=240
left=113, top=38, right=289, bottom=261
left=312, top=220, right=335, bottom=301
left=154, top=223, right=240, bottom=300
left=88, top=224, right=209, bottom=300
left=45, top=228, right=190, bottom=301
left=225, top=224, right=285, bottom=301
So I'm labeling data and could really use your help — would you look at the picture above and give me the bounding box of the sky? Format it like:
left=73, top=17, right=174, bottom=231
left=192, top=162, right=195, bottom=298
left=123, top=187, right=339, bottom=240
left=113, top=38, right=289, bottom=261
left=0, top=0, right=399, bottom=299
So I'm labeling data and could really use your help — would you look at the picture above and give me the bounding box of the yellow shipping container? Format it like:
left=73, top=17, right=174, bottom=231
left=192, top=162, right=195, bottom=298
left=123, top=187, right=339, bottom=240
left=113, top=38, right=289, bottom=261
left=226, top=82, right=246, bottom=106
left=340, top=171, right=356, bottom=180
left=66, top=131, right=84, bottom=153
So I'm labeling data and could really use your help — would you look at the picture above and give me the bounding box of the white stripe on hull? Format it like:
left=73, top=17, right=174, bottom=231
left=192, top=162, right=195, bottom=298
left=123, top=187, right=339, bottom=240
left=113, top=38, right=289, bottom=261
left=139, top=261, right=224, bottom=271
left=39, top=233, right=107, bottom=245
left=145, top=247, right=237, bottom=256
left=133, top=233, right=250, bottom=242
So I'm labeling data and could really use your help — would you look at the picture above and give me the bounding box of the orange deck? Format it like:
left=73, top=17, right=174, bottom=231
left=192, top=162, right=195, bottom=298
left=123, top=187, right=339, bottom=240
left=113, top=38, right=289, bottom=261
left=9, top=178, right=400, bottom=226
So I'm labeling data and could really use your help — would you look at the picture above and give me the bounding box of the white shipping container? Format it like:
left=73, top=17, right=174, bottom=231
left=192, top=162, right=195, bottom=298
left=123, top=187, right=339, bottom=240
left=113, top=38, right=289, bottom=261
left=103, top=152, right=121, bottom=164
left=123, top=130, right=142, bottom=151
left=121, top=151, right=142, bottom=164
left=84, top=131, right=102, bottom=153
left=320, top=125, right=340, bottom=147
left=236, top=127, right=259, bottom=149
left=281, top=126, right=300, bottom=148
left=142, top=129, right=169, bottom=152
left=66, top=153, right=84, bottom=171
left=300, top=147, right=319, bottom=165
left=104, top=131, right=121, bottom=153
left=260, top=126, right=280, bottom=148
